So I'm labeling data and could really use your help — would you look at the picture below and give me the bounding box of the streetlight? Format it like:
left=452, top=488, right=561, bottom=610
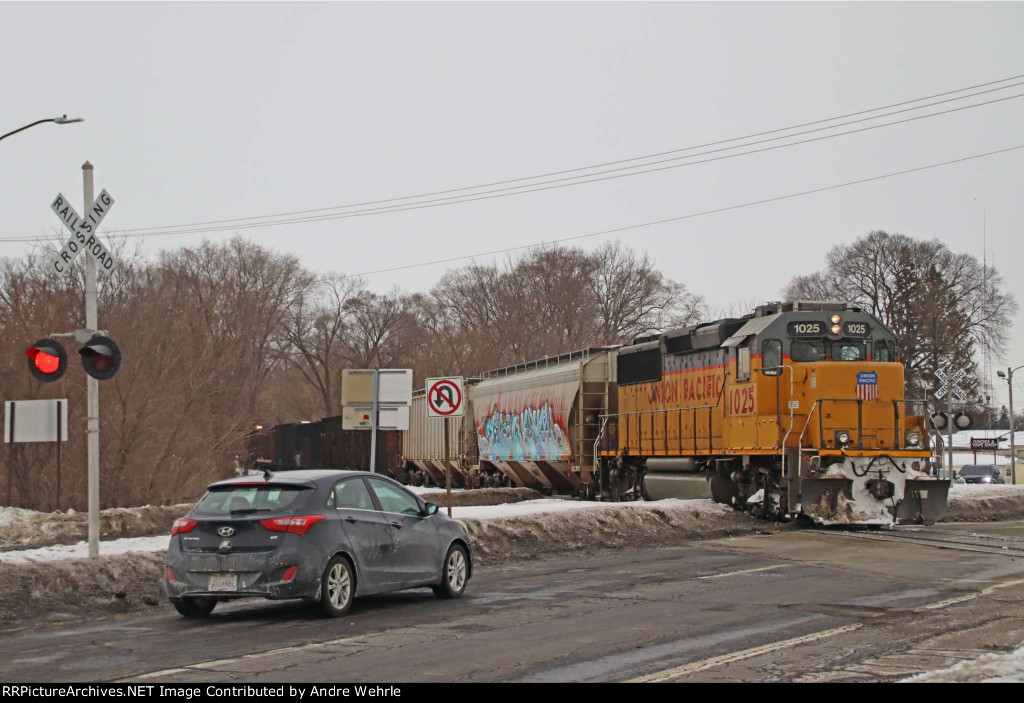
left=1, top=115, right=84, bottom=143
left=996, top=365, right=1023, bottom=485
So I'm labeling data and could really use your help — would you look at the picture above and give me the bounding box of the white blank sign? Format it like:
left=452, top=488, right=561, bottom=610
left=4, top=400, right=68, bottom=443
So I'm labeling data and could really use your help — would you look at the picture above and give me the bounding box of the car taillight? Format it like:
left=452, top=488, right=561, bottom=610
left=171, top=518, right=197, bottom=536
left=260, top=515, right=325, bottom=536
left=167, top=568, right=176, bottom=582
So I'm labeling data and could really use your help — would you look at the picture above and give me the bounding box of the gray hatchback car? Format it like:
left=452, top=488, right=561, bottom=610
left=165, top=470, right=472, bottom=618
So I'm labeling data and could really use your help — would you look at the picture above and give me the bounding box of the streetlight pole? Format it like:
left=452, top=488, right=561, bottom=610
left=0, top=115, right=84, bottom=143
left=998, top=365, right=1023, bottom=485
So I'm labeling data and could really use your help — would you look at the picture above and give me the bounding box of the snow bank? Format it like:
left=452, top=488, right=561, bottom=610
left=419, top=487, right=542, bottom=508
left=944, top=484, right=1024, bottom=522
left=404, top=485, right=465, bottom=496
left=0, top=503, right=193, bottom=553
left=460, top=498, right=768, bottom=564
left=0, top=507, right=43, bottom=528
left=0, top=489, right=541, bottom=553
left=0, top=551, right=168, bottom=627
left=0, top=535, right=171, bottom=565
left=905, top=641, right=1024, bottom=682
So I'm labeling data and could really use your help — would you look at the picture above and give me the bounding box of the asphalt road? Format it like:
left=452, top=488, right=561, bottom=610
left=3, top=521, right=1024, bottom=683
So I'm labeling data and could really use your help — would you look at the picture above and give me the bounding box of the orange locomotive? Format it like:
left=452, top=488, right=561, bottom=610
left=601, top=301, right=948, bottom=525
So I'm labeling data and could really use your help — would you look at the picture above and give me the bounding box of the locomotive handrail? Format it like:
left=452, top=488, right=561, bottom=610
left=598, top=372, right=730, bottom=456
left=797, top=400, right=821, bottom=477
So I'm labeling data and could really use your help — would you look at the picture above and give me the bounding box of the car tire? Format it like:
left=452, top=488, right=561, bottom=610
left=320, top=555, right=355, bottom=617
left=173, top=597, right=217, bottom=618
left=432, top=544, right=468, bottom=599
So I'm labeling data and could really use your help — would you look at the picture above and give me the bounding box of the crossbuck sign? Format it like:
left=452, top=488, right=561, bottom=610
left=49, top=190, right=116, bottom=275
left=933, top=368, right=967, bottom=402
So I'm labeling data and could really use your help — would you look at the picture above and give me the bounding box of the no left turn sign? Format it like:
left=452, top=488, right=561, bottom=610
left=426, top=377, right=464, bottom=417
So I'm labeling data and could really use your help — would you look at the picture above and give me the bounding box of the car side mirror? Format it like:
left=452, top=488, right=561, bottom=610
left=424, top=502, right=439, bottom=516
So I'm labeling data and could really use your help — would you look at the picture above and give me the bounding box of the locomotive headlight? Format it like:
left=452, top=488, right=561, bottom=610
left=905, top=431, right=922, bottom=447
left=831, top=324, right=841, bottom=334
left=837, top=431, right=851, bottom=446
left=830, top=314, right=841, bottom=324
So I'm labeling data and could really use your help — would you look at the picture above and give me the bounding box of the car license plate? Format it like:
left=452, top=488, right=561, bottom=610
left=208, top=574, right=238, bottom=592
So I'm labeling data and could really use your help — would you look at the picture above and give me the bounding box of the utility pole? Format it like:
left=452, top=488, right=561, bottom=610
left=83, top=162, right=100, bottom=558
left=1011, top=373, right=1017, bottom=485
left=999, top=366, right=1020, bottom=485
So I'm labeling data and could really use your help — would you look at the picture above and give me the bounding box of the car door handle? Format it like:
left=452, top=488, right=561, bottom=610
left=345, top=517, right=357, bottom=524
left=390, top=521, right=402, bottom=529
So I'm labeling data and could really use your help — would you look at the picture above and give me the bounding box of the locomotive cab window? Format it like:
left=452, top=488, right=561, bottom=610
left=791, top=340, right=826, bottom=362
left=874, top=340, right=894, bottom=362
left=761, top=339, right=782, bottom=375
left=832, top=341, right=866, bottom=361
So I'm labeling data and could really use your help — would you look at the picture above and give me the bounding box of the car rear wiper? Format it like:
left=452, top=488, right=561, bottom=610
left=229, top=508, right=271, bottom=515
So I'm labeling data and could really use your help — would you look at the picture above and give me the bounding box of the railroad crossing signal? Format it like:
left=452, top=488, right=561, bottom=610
left=79, top=335, right=121, bottom=381
left=25, top=339, right=69, bottom=383
left=49, top=189, right=116, bottom=276
left=426, top=377, right=464, bottom=417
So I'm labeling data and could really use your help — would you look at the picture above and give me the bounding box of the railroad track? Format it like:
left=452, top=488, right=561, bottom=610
left=819, top=525, right=1024, bottom=557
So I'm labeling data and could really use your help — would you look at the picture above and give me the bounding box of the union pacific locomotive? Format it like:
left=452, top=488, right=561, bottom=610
left=606, top=301, right=948, bottom=524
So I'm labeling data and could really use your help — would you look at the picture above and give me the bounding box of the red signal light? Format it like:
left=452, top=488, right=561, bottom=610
left=29, top=349, right=61, bottom=374
left=25, top=339, right=68, bottom=382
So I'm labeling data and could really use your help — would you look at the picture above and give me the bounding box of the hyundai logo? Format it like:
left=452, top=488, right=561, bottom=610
left=218, top=526, right=235, bottom=537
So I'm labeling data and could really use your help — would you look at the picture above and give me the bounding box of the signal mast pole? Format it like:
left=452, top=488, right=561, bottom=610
left=947, top=378, right=953, bottom=479
left=83, top=162, right=100, bottom=559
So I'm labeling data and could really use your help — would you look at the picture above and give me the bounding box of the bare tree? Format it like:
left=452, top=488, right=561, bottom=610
left=786, top=230, right=1017, bottom=398
left=280, top=273, right=364, bottom=416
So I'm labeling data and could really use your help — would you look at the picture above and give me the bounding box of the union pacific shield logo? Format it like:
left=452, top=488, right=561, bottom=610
left=856, top=372, right=878, bottom=400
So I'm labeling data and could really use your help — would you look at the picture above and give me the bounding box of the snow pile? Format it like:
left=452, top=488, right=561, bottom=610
left=0, top=503, right=193, bottom=553
left=0, top=535, right=171, bottom=565
left=419, top=487, right=542, bottom=508
left=0, top=506, right=43, bottom=528
left=404, top=485, right=465, bottom=496
left=906, top=642, right=1024, bottom=682
left=0, top=551, right=167, bottom=627
left=944, top=484, right=1024, bottom=522
left=460, top=498, right=767, bottom=564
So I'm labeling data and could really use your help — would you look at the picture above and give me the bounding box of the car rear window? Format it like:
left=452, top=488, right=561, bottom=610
left=194, top=484, right=312, bottom=515
left=959, top=466, right=995, bottom=477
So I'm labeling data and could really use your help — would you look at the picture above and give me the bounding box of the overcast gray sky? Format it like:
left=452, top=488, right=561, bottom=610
left=2, top=1, right=1023, bottom=405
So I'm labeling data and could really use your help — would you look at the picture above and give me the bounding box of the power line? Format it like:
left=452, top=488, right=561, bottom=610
left=79, top=72, right=1024, bottom=230
left=343, top=144, right=1023, bottom=277
left=4, top=74, right=1023, bottom=243
left=4, top=91, right=1022, bottom=244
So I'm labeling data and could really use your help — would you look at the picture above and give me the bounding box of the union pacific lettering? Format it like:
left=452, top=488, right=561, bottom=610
left=647, top=368, right=725, bottom=404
